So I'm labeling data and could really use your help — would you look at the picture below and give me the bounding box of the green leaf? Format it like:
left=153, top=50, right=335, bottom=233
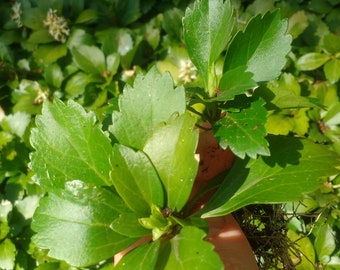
left=209, top=66, right=257, bottom=102
left=110, top=67, right=186, bottom=150
left=30, top=99, right=112, bottom=190
left=32, top=184, right=135, bottom=267
left=115, top=241, right=160, bottom=270
left=111, top=144, right=164, bottom=214
left=143, top=113, right=199, bottom=212
left=65, top=71, right=88, bottom=97
left=110, top=212, right=150, bottom=238
left=223, top=10, right=291, bottom=82
left=156, top=226, right=223, bottom=270
left=44, top=63, right=64, bottom=89
left=322, top=33, right=340, bottom=54
left=314, top=223, right=336, bottom=263
left=224, top=10, right=291, bottom=82
left=201, top=136, right=340, bottom=218
left=183, top=0, right=234, bottom=95
left=324, top=58, right=340, bottom=83
left=214, top=98, right=269, bottom=159
left=288, top=230, right=315, bottom=270
left=0, top=239, right=16, bottom=270
left=71, top=45, right=106, bottom=74
left=33, top=44, right=67, bottom=65
left=75, top=9, right=99, bottom=24
left=2, top=112, right=31, bottom=139
left=296, top=52, right=331, bottom=71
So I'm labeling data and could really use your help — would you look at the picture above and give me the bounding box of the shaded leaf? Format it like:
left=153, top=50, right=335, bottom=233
left=110, top=144, right=164, bottom=214
left=202, top=136, right=340, bottom=218
left=214, top=98, right=269, bottom=159
left=314, top=223, right=336, bottom=263
left=30, top=99, right=112, bottom=190
left=224, top=10, right=291, bottom=82
left=156, top=226, right=223, bottom=270
left=32, top=184, right=135, bottom=267
left=183, top=0, right=234, bottom=94
left=143, top=113, right=198, bottom=212
left=71, top=45, right=106, bottom=74
left=110, top=67, right=186, bottom=150
left=211, top=66, right=257, bottom=102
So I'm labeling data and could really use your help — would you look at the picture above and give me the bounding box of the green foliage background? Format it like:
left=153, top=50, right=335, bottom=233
left=0, top=0, right=340, bottom=269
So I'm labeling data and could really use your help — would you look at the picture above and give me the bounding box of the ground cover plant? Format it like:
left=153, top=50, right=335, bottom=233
left=0, top=0, right=340, bottom=269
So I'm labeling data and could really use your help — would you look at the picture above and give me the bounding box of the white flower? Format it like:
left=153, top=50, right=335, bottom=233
left=43, top=9, right=70, bottom=43
left=178, top=60, right=197, bottom=84
left=11, top=2, right=22, bottom=28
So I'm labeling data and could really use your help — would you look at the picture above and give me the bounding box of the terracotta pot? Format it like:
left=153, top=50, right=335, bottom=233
left=195, top=127, right=258, bottom=269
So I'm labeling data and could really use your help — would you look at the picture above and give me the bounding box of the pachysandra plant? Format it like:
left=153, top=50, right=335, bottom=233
left=29, top=0, right=340, bottom=269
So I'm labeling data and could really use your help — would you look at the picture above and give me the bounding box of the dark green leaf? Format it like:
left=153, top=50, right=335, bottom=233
left=202, top=136, right=340, bottom=218
left=71, top=45, right=106, bottom=74
left=75, top=9, right=98, bottom=24
left=143, top=113, right=198, bottom=212
left=32, top=184, right=135, bottom=267
left=214, top=98, right=269, bottom=159
left=115, top=241, right=160, bottom=270
left=110, top=67, right=186, bottom=150
left=224, top=10, right=291, bottom=82
left=30, top=99, right=112, bottom=190
left=212, top=66, right=257, bottom=101
left=156, top=226, right=223, bottom=270
left=183, top=0, right=234, bottom=95
left=111, top=144, right=164, bottom=214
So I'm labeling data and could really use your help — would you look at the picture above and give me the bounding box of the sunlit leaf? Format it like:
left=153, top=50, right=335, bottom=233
left=30, top=99, right=112, bottom=190
left=202, top=136, right=340, bottom=218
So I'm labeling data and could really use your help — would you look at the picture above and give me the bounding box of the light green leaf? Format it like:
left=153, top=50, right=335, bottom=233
left=287, top=10, right=308, bottom=39
left=224, top=10, right=291, bottom=82
left=32, top=184, right=135, bottom=267
left=110, top=212, right=150, bottom=238
left=322, top=33, right=340, bottom=54
left=324, top=58, right=340, bottom=83
left=314, top=223, right=336, bottom=263
left=65, top=72, right=88, bottom=97
left=110, top=67, right=186, bottom=150
left=183, top=0, right=234, bottom=95
left=115, top=241, right=160, bottom=270
left=202, top=136, right=340, bottom=218
left=156, top=226, right=223, bottom=270
left=296, top=52, right=331, bottom=71
left=143, top=113, right=198, bottom=212
left=106, top=53, right=120, bottom=75
left=71, top=45, right=106, bottom=74
left=2, top=112, right=31, bottom=138
left=214, top=98, right=269, bottom=159
left=288, top=230, right=315, bottom=270
left=0, top=239, right=16, bottom=270
left=111, top=144, right=164, bottom=214
left=30, top=99, right=112, bottom=190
